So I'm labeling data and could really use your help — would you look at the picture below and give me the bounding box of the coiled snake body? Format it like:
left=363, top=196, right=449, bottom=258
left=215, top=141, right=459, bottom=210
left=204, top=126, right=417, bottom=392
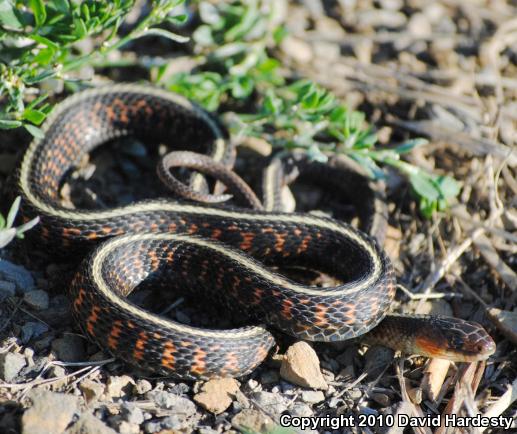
left=16, top=85, right=495, bottom=380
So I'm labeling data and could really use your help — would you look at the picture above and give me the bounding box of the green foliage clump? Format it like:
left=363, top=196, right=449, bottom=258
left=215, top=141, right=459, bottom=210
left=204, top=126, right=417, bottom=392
left=0, top=0, right=187, bottom=137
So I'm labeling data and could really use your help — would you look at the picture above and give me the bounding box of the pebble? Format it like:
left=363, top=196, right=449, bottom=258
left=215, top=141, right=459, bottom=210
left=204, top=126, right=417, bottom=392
left=79, top=379, right=105, bottom=403
left=22, top=390, right=78, bottom=434
left=134, top=379, right=153, bottom=395
left=301, top=390, right=325, bottom=404
left=147, top=390, right=197, bottom=416
left=0, top=352, right=26, bottom=382
left=280, top=341, right=328, bottom=390
left=251, top=391, right=287, bottom=415
left=364, top=346, right=394, bottom=378
left=231, top=409, right=274, bottom=434
left=20, top=322, right=49, bottom=344
left=194, top=378, right=240, bottom=414
left=120, top=403, right=144, bottom=425
left=371, top=392, right=391, bottom=407
left=260, top=370, right=279, bottom=384
left=0, top=280, right=16, bottom=301
left=23, top=290, right=49, bottom=310
left=105, top=375, right=135, bottom=400
left=0, top=259, right=35, bottom=293
left=66, top=412, right=117, bottom=434
left=291, top=403, right=313, bottom=417
left=51, top=334, right=86, bottom=362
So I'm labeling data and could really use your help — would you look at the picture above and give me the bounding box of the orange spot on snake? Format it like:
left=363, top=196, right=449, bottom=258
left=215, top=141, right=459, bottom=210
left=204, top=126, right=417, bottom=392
left=239, top=232, right=255, bottom=251
left=63, top=227, right=81, bottom=238
left=86, top=306, right=101, bottom=336
left=191, top=348, right=207, bottom=376
left=314, top=304, right=329, bottom=327
left=224, top=352, right=239, bottom=372
left=133, top=331, right=148, bottom=361
left=211, top=228, right=222, bottom=240
left=161, top=341, right=176, bottom=369
left=297, top=235, right=312, bottom=254
left=282, top=299, right=294, bottom=320
left=107, top=320, right=123, bottom=350
left=73, top=287, right=86, bottom=311
left=188, top=224, right=198, bottom=234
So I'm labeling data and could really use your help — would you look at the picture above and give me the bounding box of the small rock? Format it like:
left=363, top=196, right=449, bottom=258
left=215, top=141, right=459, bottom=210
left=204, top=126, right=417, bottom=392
left=114, top=421, right=139, bottom=434
left=0, top=259, right=35, bottom=293
left=364, top=346, right=394, bottom=378
left=66, top=412, right=117, bottom=434
left=198, top=427, right=219, bottom=434
left=21, top=322, right=49, bottom=344
left=291, top=403, right=313, bottom=417
left=22, top=390, right=78, bottom=434
left=231, top=409, right=274, bottom=434
left=0, top=280, right=16, bottom=301
left=134, top=379, right=153, bottom=395
left=260, top=370, right=279, bottom=384
left=51, top=334, right=86, bottom=362
left=0, top=352, right=26, bottom=382
left=280, top=341, right=328, bottom=390
left=79, top=379, right=105, bottom=403
left=301, top=390, right=325, bottom=404
left=371, top=392, right=391, bottom=407
left=105, top=375, right=135, bottom=400
left=147, top=390, right=196, bottom=416
left=120, top=403, right=144, bottom=425
left=251, top=391, right=287, bottom=415
left=23, top=290, right=49, bottom=310
left=194, top=378, right=240, bottom=414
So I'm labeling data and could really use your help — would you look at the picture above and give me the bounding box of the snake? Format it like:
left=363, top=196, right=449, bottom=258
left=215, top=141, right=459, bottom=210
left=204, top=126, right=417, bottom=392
left=15, top=84, right=496, bottom=381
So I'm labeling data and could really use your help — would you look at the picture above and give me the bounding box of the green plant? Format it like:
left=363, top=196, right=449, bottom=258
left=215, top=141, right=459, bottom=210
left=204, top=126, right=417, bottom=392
left=0, top=0, right=187, bottom=137
left=158, top=0, right=460, bottom=218
left=0, top=197, right=39, bottom=248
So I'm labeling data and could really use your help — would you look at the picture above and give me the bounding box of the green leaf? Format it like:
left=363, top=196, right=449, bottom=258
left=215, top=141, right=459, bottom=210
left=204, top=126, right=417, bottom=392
left=16, top=216, right=40, bottom=235
left=409, top=172, right=440, bottom=201
left=0, top=119, right=23, bottom=129
left=22, top=108, right=47, bottom=125
left=0, top=213, right=5, bottom=229
left=395, top=138, right=429, bottom=154
left=0, top=228, right=17, bottom=249
left=52, top=0, right=70, bottom=14
left=167, top=14, right=187, bottom=25
left=0, top=0, right=23, bottom=29
left=6, top=196, right=21, bottom=228
left=436, top=175, right=460, bottom=199
left=73, top=17, right=87, bottom=38
left=24, top=123, right=45, bottom=138
left=29, top=0, right=46, bottom=27
left=136, top=27, right=189, bottom=43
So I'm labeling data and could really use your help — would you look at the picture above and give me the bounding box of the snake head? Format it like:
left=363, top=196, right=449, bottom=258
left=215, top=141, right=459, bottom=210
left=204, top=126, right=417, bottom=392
left=415, top=316, right=496, bottom=362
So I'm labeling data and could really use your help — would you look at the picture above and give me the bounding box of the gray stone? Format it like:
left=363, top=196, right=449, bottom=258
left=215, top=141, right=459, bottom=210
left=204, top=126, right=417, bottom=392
left=23, top=290, right=49, bottom=310
left=291, top=403, right=313, bottom=417
left=250, top=391, right=287, bottom=415
left=0, top=280, right=16, bottom=301
left=21, top=321, right=49, bottom=343
left=51, top=334, right=86, bottom=362
left=0, top=259, right=35, bottom=293
left=147, top=390, right=196, bottom=415
left=301, top=390, right=325, bottom=404
left=22, top=390, right=78, bottom=434
left=120, top=403, right=144, bottom=425
left=66, top=413, right=117, bottom=434
left=0, top=352, right=26, bottom=382
left=134, top=379, right=153, bottom=395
